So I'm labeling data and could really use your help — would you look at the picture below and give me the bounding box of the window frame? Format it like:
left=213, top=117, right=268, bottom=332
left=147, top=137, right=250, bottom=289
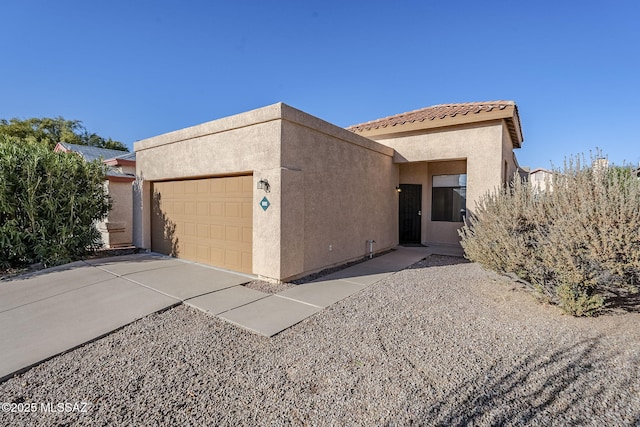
left=431, top=174, right=467, bottom=222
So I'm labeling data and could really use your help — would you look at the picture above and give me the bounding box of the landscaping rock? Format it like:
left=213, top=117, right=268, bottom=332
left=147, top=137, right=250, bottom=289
left=1, top=256, right=638, bottom=425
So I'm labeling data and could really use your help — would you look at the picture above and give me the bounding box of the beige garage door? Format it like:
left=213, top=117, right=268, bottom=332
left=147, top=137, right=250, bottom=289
left=151, top=175, right=253, bottom=273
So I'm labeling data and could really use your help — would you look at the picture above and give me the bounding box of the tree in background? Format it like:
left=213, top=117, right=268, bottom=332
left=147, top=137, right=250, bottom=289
left=0, top=117, right=128, bottom=151
left=0, top=135, right=111, bottom=269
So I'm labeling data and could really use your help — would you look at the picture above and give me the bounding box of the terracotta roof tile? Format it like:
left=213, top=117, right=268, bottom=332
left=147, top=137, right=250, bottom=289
left=347, top=101, right=515, bottom=133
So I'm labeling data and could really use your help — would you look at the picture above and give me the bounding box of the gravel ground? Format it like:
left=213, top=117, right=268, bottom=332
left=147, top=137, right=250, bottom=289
left=242, top=280, right=295, bottom=294
left=1, top=255, right=639, bottom=426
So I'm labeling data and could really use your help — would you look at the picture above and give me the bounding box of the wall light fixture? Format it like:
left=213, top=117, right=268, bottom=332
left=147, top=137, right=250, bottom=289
left=257, top=179, right=271, bottom=192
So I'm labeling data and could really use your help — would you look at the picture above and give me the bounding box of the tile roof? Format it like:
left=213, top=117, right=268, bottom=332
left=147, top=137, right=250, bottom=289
left=347, top=101, right=516, bottom=133
left=348, top=100, right=523, bottom=147
left=58, top=142, right=130, bottom=162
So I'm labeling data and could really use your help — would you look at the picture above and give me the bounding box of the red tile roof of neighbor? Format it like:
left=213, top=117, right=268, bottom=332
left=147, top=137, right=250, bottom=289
left=347, top=101, right=523, bottom=147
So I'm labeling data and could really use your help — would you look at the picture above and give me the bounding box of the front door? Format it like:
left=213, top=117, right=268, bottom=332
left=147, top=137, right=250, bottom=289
left=399, top=184, right=422, bottom=244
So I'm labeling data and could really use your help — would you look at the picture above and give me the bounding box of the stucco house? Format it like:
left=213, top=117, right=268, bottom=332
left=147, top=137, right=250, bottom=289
left=54, top=142, right=136, bottom=248
left=529, top=168, right=555, bottom=192
left=133, top=101, right=524, bottom=282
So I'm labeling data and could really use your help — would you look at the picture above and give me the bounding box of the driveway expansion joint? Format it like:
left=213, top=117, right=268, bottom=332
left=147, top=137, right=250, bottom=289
left=0, top=246, right=442, bottom=379
left=273, top=294, right=324, bottom=309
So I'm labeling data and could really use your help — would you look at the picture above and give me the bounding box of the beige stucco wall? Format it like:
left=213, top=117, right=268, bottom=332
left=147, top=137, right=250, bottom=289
left=371, top=121, right=505, bottom=216
left=530, top=169, right=554, bottom=192
left=372, top=120, right=510, bottom=245
left=134, top=103, right=397, bottom=281
left=98, top=180, right=133, bottom=248
left=134, top=103, right=521, bottom=277
left=134, top=104, right=283, bottom=279
left=280, top=110, right=398, bottom=278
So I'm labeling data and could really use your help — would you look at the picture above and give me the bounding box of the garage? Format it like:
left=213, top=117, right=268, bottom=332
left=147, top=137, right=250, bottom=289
left=134, top=103, right=400, bottom=281
left=151, top=175, right=253, bottom=273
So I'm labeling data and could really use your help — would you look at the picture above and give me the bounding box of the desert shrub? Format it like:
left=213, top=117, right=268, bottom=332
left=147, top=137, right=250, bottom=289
left=0, top=135, right=111, bottom=269
left=459, top=154, right=640, bottom=316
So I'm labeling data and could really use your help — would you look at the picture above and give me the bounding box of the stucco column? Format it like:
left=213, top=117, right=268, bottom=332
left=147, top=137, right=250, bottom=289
left=466, top=152, right=502, bottom=217
left=252, top=169, right=283, bottom=279
left=132, top=177, right=151, bottom=249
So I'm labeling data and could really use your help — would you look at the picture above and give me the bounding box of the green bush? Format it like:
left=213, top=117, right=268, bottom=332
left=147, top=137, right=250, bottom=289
left=459, top=154, right=640, bottom=316
left=0, top=135, right=111, bottom=269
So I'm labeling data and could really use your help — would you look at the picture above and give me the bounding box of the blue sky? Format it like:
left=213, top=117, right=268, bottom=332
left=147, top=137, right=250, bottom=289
left=2, top=0, right=639, bottom=168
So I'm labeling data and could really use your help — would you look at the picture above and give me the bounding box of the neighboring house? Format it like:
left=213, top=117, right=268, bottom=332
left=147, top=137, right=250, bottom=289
left=592, top=157, right=609, bottom=179
left=54, top=142, right=136, bottom=248
left=133, top=101, right=524, bottom=281
left=529, top=168, right=555, bottom=192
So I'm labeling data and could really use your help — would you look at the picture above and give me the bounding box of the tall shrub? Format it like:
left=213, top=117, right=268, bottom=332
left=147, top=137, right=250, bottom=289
left=459, top=154, right=640, bottom=316
left=0, top=135, right=111, bottom=268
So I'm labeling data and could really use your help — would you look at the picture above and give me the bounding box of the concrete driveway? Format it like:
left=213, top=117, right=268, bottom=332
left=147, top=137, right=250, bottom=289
left=0, top=246, right=450, bottom=382
left=0, top=253, right=253, bottom=382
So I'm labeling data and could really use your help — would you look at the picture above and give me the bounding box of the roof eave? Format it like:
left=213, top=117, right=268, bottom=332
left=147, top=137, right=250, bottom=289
left=351, top=105, right=524, bottom=146
left=104, top=158, right=136, bottom=167
left=507, top=104, right=524, bottom=148
left=107, top=175, right=136, bottom=183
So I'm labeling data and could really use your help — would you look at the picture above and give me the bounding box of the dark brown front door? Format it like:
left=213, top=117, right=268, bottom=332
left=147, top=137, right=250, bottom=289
left=399, top=184, right=422, bottom=244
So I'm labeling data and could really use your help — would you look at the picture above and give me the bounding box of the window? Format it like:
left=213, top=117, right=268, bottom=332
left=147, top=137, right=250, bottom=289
left=432, top=174, right=466, bottom=222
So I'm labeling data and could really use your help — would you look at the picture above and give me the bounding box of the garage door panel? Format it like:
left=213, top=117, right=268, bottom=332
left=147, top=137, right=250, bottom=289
left=242, top=252, right=252, bottom=271
left=183, top=242, right=196, bottom=258
left=197, top=181, right=209, bottom=193
left=225, top=178, right=240, bottom=193
left=174, top=202, right=184, bottom=215
left=197, top=245, right=210, bottom=260
left=197, top=202, right=208, bottom=216
left=161, top=182, right=170, bottom=194
left=225, top=226, right=241, bottom=242
left=151, top=176, right=253, bottom=273
left=210, top=202, right=223, bottom=216
left=242, top=227, right=252, bottom=244
left=241, top=176, right=253, bottom=193
left=225, top=202, right=241, bottom=218
left=225, top=249, right=242, bottom=269
left=211, top=248, right=224, bottom=265
left=242, top=202, right=252, bottom=218
left=210, top=224, right=224, bottom=240
left=196, top=224, right=209, bottom=238
left=185, top=181, right=197, bottom=193
left=211, top=180, right=225, bottom=193
left=185, top=222, right=197, bottom=236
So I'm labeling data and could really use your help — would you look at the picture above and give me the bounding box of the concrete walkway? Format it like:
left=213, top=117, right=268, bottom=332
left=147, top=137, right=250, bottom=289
left=0, top=254, right=252, bottom=381
left=215, top=246, right=438, bottom=336
left=0, top=245, right=459, bottom=381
